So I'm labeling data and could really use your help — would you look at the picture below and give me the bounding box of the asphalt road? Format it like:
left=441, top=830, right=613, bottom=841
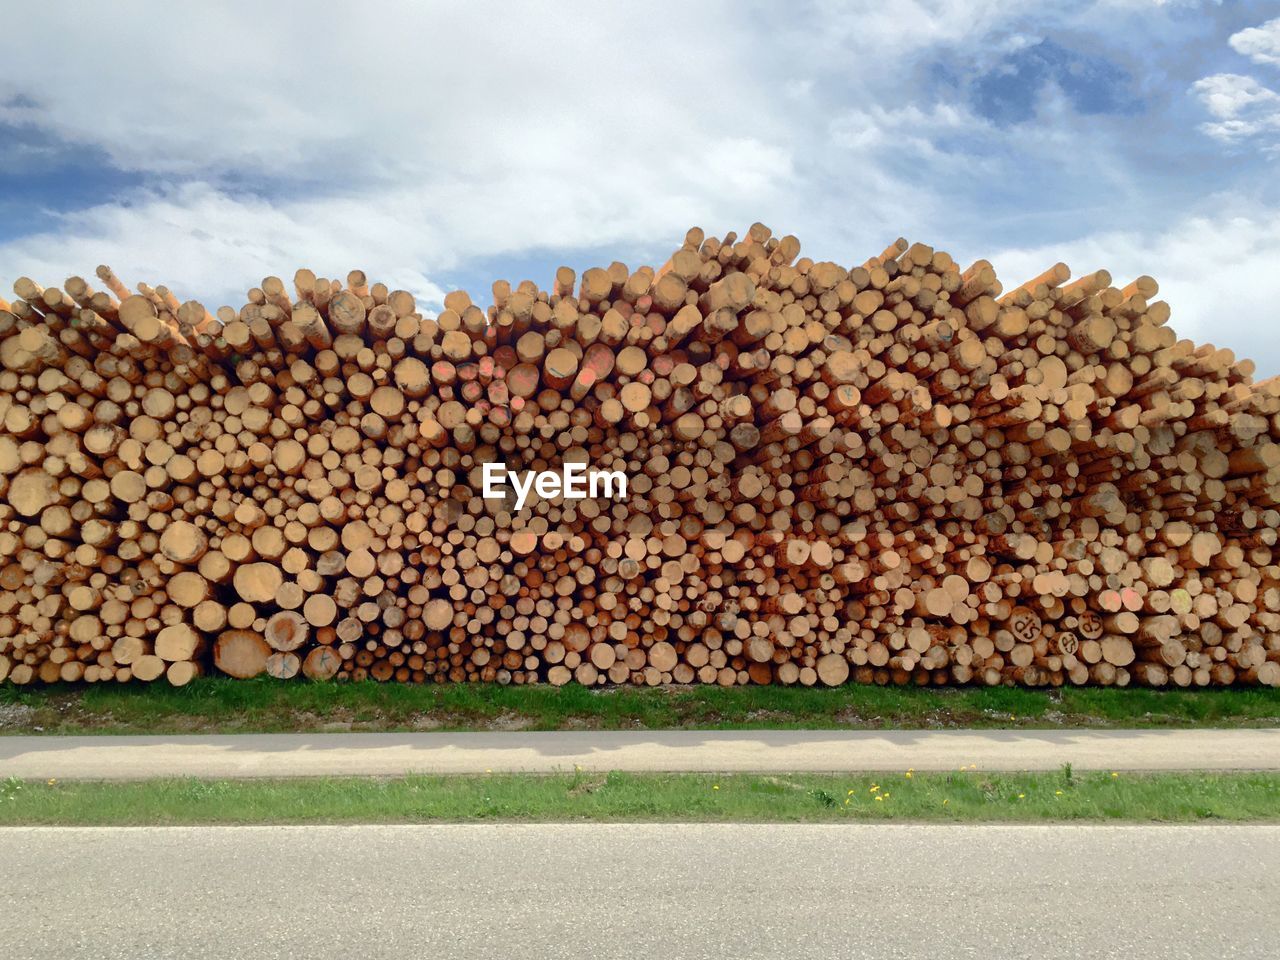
left=1, top=823, right=1275, bottom=959
left=3, top=728, right=1280, bottom=779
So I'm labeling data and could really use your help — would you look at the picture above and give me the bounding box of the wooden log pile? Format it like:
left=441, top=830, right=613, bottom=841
left=1, top=224, right=1279, bottom=689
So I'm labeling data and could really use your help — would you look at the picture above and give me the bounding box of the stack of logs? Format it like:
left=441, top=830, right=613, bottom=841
left=1, top=225, right=1278, bottom=689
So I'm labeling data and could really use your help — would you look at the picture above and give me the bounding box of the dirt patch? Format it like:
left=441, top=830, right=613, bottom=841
left=0, top=703, right=35, bottom=729
left=743, top=709, right=789, bottom=724
left=833, top=708, right=886, bottom=727
left=291, top=710, right=357, bottom=732
left=488, top=711, right=535, bottom=732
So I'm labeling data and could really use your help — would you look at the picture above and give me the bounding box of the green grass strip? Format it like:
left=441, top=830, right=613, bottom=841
left=3, top=769, right=1280, bottom=824
left=4, top=678, right=1280, bottom=735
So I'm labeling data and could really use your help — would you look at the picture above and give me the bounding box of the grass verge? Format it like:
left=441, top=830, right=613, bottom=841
left=3, top=679, right=1280, bottom=735
left=2, top=769, right=1278, bottom=824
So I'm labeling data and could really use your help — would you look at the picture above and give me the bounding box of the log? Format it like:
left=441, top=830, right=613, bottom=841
left=212, top=630, right=271, bottom=679
left=155, top=625, right=203, bottom=662
left=302, top=646, right=341, bottom=680
left=265, top=611, right=310, bottom=652
left=266, top=651, right=301, bottom=680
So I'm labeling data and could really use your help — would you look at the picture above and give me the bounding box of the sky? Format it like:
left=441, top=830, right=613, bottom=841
left=2, top=1, right=1278, bottom=374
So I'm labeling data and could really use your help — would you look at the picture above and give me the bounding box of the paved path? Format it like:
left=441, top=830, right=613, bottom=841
left=3, top=728, right=1279, bottom=779
left=1, top=823, right=1276, bottom=959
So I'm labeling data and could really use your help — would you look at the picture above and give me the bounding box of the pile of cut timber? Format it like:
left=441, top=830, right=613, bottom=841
left=1, top=225, right=1278, bottom=689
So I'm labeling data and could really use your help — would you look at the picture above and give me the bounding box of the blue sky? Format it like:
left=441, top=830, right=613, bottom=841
left=2, top=1, right=1279, bottom=372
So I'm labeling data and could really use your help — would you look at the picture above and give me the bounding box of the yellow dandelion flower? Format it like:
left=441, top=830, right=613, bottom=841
left=875, top=795, right=884, bottom=802
left=847, top=789, right=854, bottom=796
left=47, top=779, right=57, bottom=785
left=882, top=793, right=890, bottom=799
left=1017, top=793, right=1025, bottom=799
left=1055, top=790, right=1063, bottom=796
left=1111, top=772, right=1119, bottom=778
left=713, top=785, right=720, bottom=791
left=942, top=798, right=949, bottom=805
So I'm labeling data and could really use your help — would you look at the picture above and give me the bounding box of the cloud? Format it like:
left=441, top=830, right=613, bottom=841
left=1191, top=73, right=1280, bottom=146
left=2, top=1, right=1046, bottom=308
left=0, top=141, right=800, bottom=311
left=805, top=0, right=1033, bottom=53
left=1230, top=16, right=1280, bottom=66
left=0, top=183, right=444, bottom=310
left=829, top=102, right=981, bottom=164
left=0, top=2, right=805, bottom=306
left=1191, top=16, right=1280, bottom=151
left=991, top=208, right=1280, bottom=376
left=0, top=5, right=796, bottom=198
left=1193, top=73, right=1280, bottom=119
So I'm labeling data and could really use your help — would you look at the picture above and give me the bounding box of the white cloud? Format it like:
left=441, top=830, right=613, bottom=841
left=0, top=144, right=799, bottom=311
left=2, top=4, right=768, bottom=178
left=807, top=0, right=1033, bottom=53
left=3, top=1, right=1041, bottom=308
left=1191, top=73, right=1280, bottom=146
left=1230, top=16, right=1280, bottom=66
left=0, top=183, right=448, bottom=310
left=0, top=121, right=786, bottom=311
left=0, top=2, right=805, bottom=306
left=1192, top=73, right=1279, bottom=119
left=991, top=209, right=1280, bottom=376
left=1192, top=17, right=1280, bottom=151
left=830, top=103, right=980, bottom=161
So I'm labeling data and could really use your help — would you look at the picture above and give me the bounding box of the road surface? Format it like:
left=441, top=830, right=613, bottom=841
left=1, top=823, right=1275, bottom=959
left=2, top=728, right=1280, bottom=779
